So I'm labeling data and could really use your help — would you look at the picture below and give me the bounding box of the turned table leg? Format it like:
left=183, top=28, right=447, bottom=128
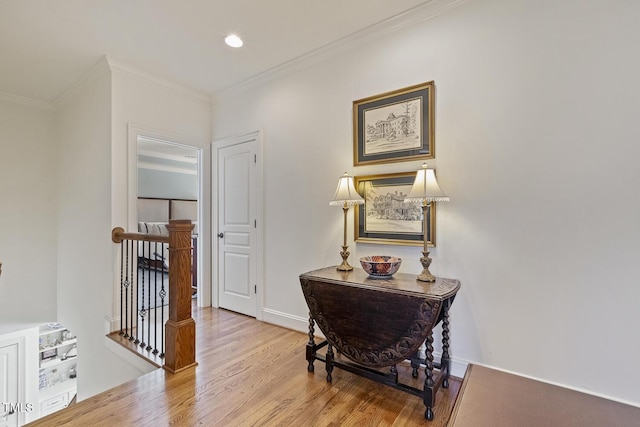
left=326, top=343, right=334, bottom=382
left=423, top=331, right=435, bottom=421
left=306, top=313, right=316, bottom=372
left=441, top=298, right=451, bottom=388
left=410, top=350, right=421, bottom=378
left=389, top=364, right=398, bottom=385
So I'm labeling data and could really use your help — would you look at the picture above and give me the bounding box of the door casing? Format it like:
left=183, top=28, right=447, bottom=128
left=212, top=130, right=264, bottom=319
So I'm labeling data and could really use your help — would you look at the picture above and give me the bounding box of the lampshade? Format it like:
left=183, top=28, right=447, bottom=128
left=329, top=173, right=364, bottom=206
left=405, top=164, right=449, bottom=203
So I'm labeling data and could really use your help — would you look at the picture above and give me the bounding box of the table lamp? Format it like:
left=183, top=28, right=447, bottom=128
left=404, top=164, right=449, bottom=282
left=330, top=172, right=364, bottom=271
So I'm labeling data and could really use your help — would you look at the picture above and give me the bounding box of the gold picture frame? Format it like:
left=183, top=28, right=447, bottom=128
left=353, top=81, right=435, bottom=166
left=354, top=172, right=436, bottom=247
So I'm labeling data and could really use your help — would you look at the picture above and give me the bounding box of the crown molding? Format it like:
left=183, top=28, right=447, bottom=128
left=0, top=91, right=55, bottom=111
left=53, top=56, right=112, bottom=109
left=107, top=58, right=210, bottom=104
left=212, top=0, right=468, bottom=102
left=53, top=56, right=210, bottom=109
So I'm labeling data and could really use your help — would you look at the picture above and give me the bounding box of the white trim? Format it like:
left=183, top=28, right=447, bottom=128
left=1, top=1, right=464, bottom=109
left=468, top=362, right=640, bottom=409
left=261, top=308, right=310, bottom=333
left=0, top=91, right=55, bottom=111
left=256, top=304, right=640, bottom=408
left=212, top=0, right=468, bottom=101
left=53, top=56, right=112, bottom=108
left=126, top=124, right=212, bottom=311
left=446, top=355, right=468, bottom=379
left=258, top=307, right=469, bottom=379
left=103, top=315, right=120, bottom=335
left=415, top=349, right=468, bottom=380
left=212, top=130, right=264, bottom=318
left=108, top=58, right=210, bottom=104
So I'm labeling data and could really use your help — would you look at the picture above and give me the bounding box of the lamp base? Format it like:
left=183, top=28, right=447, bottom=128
left=416, top=250, right=436, bottom=282
left=337, top=245, right=353, bottom=271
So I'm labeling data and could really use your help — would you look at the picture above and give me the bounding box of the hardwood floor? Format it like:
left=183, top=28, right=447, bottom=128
left=28, top=305, right=461, bottom=426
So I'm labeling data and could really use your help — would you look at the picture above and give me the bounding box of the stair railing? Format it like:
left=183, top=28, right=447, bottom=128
left=111, top=219, right=197, bottom=373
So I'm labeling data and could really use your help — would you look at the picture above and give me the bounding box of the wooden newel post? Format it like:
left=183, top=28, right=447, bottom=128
left=164, top=219, right=198, bottom=373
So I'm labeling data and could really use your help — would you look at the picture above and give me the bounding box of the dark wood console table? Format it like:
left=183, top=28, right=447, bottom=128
left=300, top=266, right=460, bottom=421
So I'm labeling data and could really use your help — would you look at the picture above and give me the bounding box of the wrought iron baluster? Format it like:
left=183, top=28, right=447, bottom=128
left=127, top=240, right=138, bottom=341
left=136, top=242, right=146, bottom=348
left=123, top=240, right=130, bottom=338
left=119, top=241, right=124, bottom=336
left=144, top=242, right=154, bottom=351
left=152, top=242, right=159, bottom=355
left=112, top=222, right=196, bottom=372
left=134, top=242, right=144, bottom=344
left=131, top=247, right=140, bottom=344
left=159, top=250, right=166, bottom=358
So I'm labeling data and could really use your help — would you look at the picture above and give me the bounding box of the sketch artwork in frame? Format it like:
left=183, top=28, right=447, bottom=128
left=353, top=81, right=434, bottom=166
left=354, top=172, right=436, bottom=247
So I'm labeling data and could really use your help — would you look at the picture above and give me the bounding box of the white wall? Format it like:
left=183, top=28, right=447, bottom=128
left=110, top=61, right=211, bottom=308
left=0, top=99, right=57, bottom=323
left=55, top=64, right=147, bottom=400
left=211, top=0, right=640, bottom=405
left=53, top=58, right=211, bottom=400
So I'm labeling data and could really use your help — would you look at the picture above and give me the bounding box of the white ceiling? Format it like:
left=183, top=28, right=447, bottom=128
left=0, top=0, right=448, bottom=104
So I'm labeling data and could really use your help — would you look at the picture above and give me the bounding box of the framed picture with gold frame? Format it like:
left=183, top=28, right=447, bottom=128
left=354, top=172, right=435, bottom=247
left=353, top=81, right=434, bottom=166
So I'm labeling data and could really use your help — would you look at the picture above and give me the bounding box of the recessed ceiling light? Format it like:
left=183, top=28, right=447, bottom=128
left=224, top=34, right=243, bottom=48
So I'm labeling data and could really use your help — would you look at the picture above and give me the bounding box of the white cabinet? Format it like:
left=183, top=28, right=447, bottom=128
left=0, top=325, right=39, bottom=426
left=0, top=343, right=19, bottom=427
left=39, top=389, right=73, bottom=418
left=37, top=324, right=77, bottom=417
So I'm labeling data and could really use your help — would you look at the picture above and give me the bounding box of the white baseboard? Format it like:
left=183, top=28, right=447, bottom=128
left=261, top=308, right=309, bottom=333
left=104, top=315, right=120, bottom=334
left=260, top=308, right=468, bottom=378
left=416, top=349, right=468, bottom=379
left=470, top=362, right=640, bottom=409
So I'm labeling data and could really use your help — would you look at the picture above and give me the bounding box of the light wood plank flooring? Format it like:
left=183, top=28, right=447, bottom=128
left=27, top=305, right=461, bottom=426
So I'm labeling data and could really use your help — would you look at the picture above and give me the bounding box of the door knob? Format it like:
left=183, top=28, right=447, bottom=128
left=217, top=233, right=224, bottom=238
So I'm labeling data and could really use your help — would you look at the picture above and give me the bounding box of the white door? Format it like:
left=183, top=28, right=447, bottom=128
left=0, top=343, right=18, bottom=427
left=215, top=135, right=259, bottom=317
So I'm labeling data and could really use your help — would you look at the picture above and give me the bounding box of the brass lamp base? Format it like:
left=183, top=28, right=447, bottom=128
left=417, top=250, right=436, bottom=282
left=337, top=245, right=353, bottom=271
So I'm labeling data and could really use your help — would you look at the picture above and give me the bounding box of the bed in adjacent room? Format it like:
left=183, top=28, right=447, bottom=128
left=136, top=197, right=198, bottom=292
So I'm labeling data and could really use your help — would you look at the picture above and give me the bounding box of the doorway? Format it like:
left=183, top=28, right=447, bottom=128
left=127, top=125, right=211, bottom=307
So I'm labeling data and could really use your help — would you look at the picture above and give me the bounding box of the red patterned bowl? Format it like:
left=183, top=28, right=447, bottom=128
left=360, top=256, right=402, bottom=278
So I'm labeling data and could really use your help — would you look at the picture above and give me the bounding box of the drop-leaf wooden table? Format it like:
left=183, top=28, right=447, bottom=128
left=300, top=266, right=461, bottom=421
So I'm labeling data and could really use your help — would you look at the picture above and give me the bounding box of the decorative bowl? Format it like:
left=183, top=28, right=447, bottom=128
left=360, top=256, right=402, bottom=278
